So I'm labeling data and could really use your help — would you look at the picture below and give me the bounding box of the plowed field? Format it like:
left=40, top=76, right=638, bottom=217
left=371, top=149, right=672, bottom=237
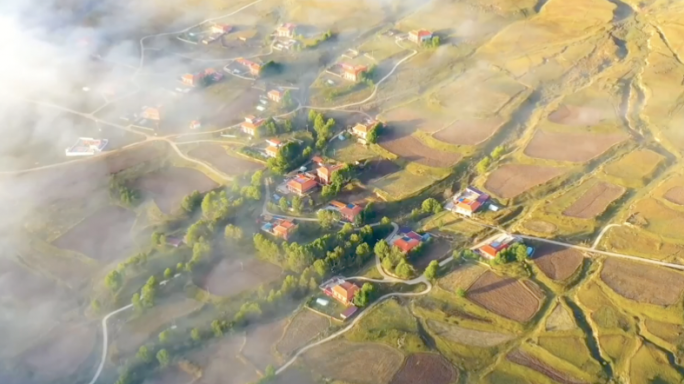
left=533, top=244, right=584, bottom=281
left=664, top=186, right=684, bottom=205
left=390, top=353, right=457, bottom=384
left=433, top=118, right=504, bottom=146
left=507, top=350, right=586, bottom=384
left=524, top=130, right=627, bottom=163
left=600, top=258, right=684, bottom=305
left=379, top=129, right=462, bottom=168
left=548, top=105, right=614, bottom=126
left=277, top=309, right=330, bottom=356
left=562, top=181, right=625, bottom=218
left=484, top=164, right=566, bottom=199
left=468, top=271, right=543, bottom=322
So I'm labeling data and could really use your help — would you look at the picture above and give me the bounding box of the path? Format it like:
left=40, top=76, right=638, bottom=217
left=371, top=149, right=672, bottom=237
left=592, top=223, right=622, bottom=249
left=87, top=304, right=133, bottom=384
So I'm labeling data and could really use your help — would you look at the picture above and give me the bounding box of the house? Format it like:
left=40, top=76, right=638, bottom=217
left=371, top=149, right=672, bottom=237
left=272, top=219, right=297, bottom=240
left=237, top=58, right=262, bottom=76
left=189, top=120, right=202, bottom=130
left=241, top=116, right=264, bottom=136
left=65, top=137, right=108, bottom=156
left=265, top=145, right=279, bottom=158
left=211, top=24, right=232, bottom=34
left=266, top=138, right=283, bottom=147
left=316, top=163, right=345, bottom=185
left=351, top=121, right=377, bottom=143
left=478, top=234, right=519, bottom=260
left=342, top=64, right=367, bottom=82
left=409, top=29, right=433, bottom=44
left=448, top=187, right=490, bottom=217
left=267, top=89, right=282, bottom=102
left=312, top=156, right=325, bottom=166
left=339, top=203, right=364, bottom=223
left=287, top=174, right=318, bottom=196
left=331, top=281, right=359, bottom=305
left=391, top=229, right=429, bottom=253
left=277, top=23, right=297, bottom=38
left=181, top=73, right=198, bottom=86
left=141, top=107, right=161, bottom=121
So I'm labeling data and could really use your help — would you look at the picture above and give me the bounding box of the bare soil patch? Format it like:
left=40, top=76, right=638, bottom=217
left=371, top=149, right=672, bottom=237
left=427, top=319, right=514, bottom=347
left=484, top=164, right=566, bottom=199
left=358, top=159, right=401, bottom=184
left=202, top=258, right=281, bottom=298
left=523, top=219, right=557, bottom=234
left=243, top=318, right=287, bottom=370
left=600, top=258, right=684, bottom=305
left=277, top=309, right=330, bottom=356
left=545, top=303, right=576, bottom=332
left=52, top=206, right=136, bottom=262
left=302, top=340, right=403, bottom=384
left=508, top=349, right=587, bottom=384
left=563, top=181, right=625, bottom=218
left=439, top=264, right=486, bottom=292
left=411, top=239, right=451, bottom=271
left=433, top=118, right=504, bottom=146
left=524, top=130, right=628, bottom=163
left=0, top=258, right=67, bottom=304
left=664, top=186, right=684, bottom=206
left=379, top=128, right=462, bottom=168
left=533, top=244, right=584, bottom=281
left=188, top=144, right=263, bottom=176
left=22, top=324, right=96, bottom=381
left=548, top=105, right=613, bottom=126
left=134, top=167, right=218, bottom=214
left=468, top=271, right=543, bottom=322
left=390, top=353, right=457, bottom=384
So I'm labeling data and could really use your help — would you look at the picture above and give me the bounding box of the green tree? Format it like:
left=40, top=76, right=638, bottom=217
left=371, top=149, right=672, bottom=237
left=476, top=157, right=491, bottom=174
left=181, top=190, right=202, bottom=213
left=132, top=292, right=142, bottom=311
left=395, top=260, right=416, bottom=278
left=91, top=299, right=101, bottom=314
left=163, top=268, right=172, bottom=279
left=430, top=35, right=440, bottom=48
left=491, top=145, right=505, bottom=160
left=456, top=288, right=466, bottom=298
left=313, top=259, right=328, bottom=277
left=176, top=262, right=185, bottom=272
left=282, top=90, right=294, bottom=109
left=136, top=345, right=152, bottom=362
left=317, top=209, right=340, bottom=229
left=151, top=231, right=162, bottom=246
left=211, top=320, right=225, bottom=337
left=514, top=244, right=529, bottom=263
left=224, top=224, right=244, bottom=242
left=159, top=330, right=170, bottom=344
left=381, top=216, right=391, bottom=225
left=421, top=198, right=442, bottom=214
left=291, top=195, right=303, bottom=213
left=251, top=170, right=263, bottom=187
left=353, top=283, right=375, bottom=307
left=366, top=125, right=379, bottom=144
left=340, top=222, right=354, bottom=235
left=105, top=270, right=123, bottom=292
left=156, top=349, right=170, bottom=367
left=279, top=197, right=289, bottom=212
left=190, top=328, right=201, bottom=342
left=424, top=260, right=440, bottom=280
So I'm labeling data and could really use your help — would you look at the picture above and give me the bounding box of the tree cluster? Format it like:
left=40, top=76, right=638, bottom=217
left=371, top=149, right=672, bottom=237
left=316, top=209, right=341, bottom=229
left=352, top=282, right=376, bottom=307
left=258, top=117, right=294, bottom=137
left=181, top=190, right=202, bottom=213
left=308, top=110, right=336, bottom=149
left=110, top=177, right=139, bottom=207
left=421, top=198, right=443, bottom=215
left=259, top=60, right=283, bottom=77
left=374, top=240, right=416, bottom=279
left=427, top=35, right=440, bottom=48
left=321, top=164, right=354, bottom=198
left=491, top=243, right=529, bottom=265
left=266, top=141, right=309, bottom=175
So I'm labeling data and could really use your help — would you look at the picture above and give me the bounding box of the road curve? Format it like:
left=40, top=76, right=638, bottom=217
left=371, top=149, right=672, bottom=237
left=592, top=223, right=622, bottom=249
left=87, top=304, right=133, bottom=384
left=275, top=282, right=431, bottom=375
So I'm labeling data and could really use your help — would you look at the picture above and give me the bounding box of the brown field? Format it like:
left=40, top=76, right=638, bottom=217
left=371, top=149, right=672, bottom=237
left=545, top=303, right=576, bottom=332
left=22, top=324, right=96, bottom=381
left=242, top=318, right=287, bottom=370
left=52, top=206, right=136, bottom=262
left=0, top=258, right=67, bottom=304
left=600, top=258, right=684, bottom=306
left=357, top=159, right=402, bottom=184
left=548, top=105, right=614, bottom=126
left=664, top=186, right=684, bottom=206
left=468, top=271, right=543, bottom=322
left=379, top=128, right=462, bottom=168
left=277, top=309, right=330, bottom=356
left=562, top=181, right=625, bottom=219
left=207, top=88, right=261, bottom=128
left=533, top=244, right=584, bottom=281
left=143, top=367, right=194, bottom=384
left=484, top=164, right=566, bottom=199
left=188, top=144, right=263, bottom=176
left=271, top=368, right=317, bottom=384
left=524, top=130, right=628, bottom=163
left=507, top=350, right=586, bottom=384
left=427, top=320, right=515, bottom=347
left=439, top=264, right=486, bottom=292
left=202, top=258, right=281, bottom=298
left=523, top=219, right=557, bottom=234
left=381, top=106, right=454, bottom=133
left=302, top=340, right=403, bottom=384
left=433, top=118, right=504, bottom=146
left=191, top=336, right=259, bottom=384
left=134, top=167, right=218, bottom=214
left=411, top=239, right=451, bottom=270
left=390, top=353, right=457, bottom=384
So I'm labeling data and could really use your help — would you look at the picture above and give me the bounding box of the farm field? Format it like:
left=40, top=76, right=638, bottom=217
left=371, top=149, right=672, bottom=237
left=187, top=144, right=263, bottom=176
left=467, top=271, right=543, bottom=322
left=389, top=353, right=456, bottom=384
left=533, top=244, right=584, bottom=282
left=420, top=211, right=484, bottom=237
left=347, top=299, right=425, bottom=352
left=327, top=139, right=378, bottom=163
left=484, top=163, right=566, bottom=199
left=598, top=225, right=684, bottom=262
left=653, top=173, right=684, bottom=205
left=277, top=309, right=330, bottom=356
left=628, top=197, right=684, bottom=240
left=378, top=127, right=462, bottom=168
left=506, top=349, right=587, bottom=384
left=190, top=336, right=259, bottom=384
left=523, top=130, right=628, bottom=163
left=629, top=343, right=683, bottom=384
left=242, top=318, right=287, bottom=370
left=302, top=340, right=403, bottom=384
left=20, top=324, right=96, bottom=382
left=600, top=258, right=684, bottom=306
left=143, top=367, right=194, bottom=384
left=601, top=149, right=666, bottom=188
left=52, top=205, right=136, bottom=262
left=201, top=258, right=281, bottom=298
left=544, top=303, right=575, bottom=332
left=134, top=167, right=219, bottom=214
left=426, top=319, right=514, bottom=347
left=562, top=181, right=625, bottom=219
left=537, top=335, right=604, bottom=377
left=370, top=168, right=440, bottom=201
left=439, top=263, right=486, bottom=292
left=433, top=118, right=505, bottom=146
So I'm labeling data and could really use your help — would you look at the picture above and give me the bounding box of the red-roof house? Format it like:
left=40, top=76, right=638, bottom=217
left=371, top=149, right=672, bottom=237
left=316, top=164, right=345, bottom=185
left=287, top=174, right=318, bottom=196
left=394, top=237, right=421, bottom=253
left=352, top=121, right=377, bottom=143
left=241, top=116, right=264, bottom=136
left=340, top=203, right=363, bottom=222
left=212, top=24, right=233, bottom=34
left=268, top=89, right=282, bottom=102
left=478, top=235, right=518, bottom=259
left=265, top=145, right=279, bottom=158
left=312, top=156, right=325, bottom=166
left=277, top=23, right=297, bottom=37
left=331, top=282, right=359, bottom=305
left=343, top=65, right=367, bottom=82
left=409, top=29, right=433, bottom=44
left=273, top=220, right=297, bottom=240
left=181, top=73, right=198, bottom=86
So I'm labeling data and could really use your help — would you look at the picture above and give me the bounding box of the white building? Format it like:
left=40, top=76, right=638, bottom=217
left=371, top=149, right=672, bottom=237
left=65, top=138, right=108, bottom=157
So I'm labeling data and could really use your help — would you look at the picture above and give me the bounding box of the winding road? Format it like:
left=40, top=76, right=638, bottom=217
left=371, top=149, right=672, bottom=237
left=87, top=304, right=133, bottom=384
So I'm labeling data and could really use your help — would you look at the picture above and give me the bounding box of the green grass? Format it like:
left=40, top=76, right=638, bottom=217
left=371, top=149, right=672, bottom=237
left=630, top=343, right=683, bottom=384
left=370, top=168, right=438, bottom=201
left=326, top=139, right=378, bottom=163
left=420, top=211, right=484, bottom=236
left=537, top=335, right=604, bottom=377
left=601, top=149, right=666, bottom=188
left=345, top=298, right=427, bottom=353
